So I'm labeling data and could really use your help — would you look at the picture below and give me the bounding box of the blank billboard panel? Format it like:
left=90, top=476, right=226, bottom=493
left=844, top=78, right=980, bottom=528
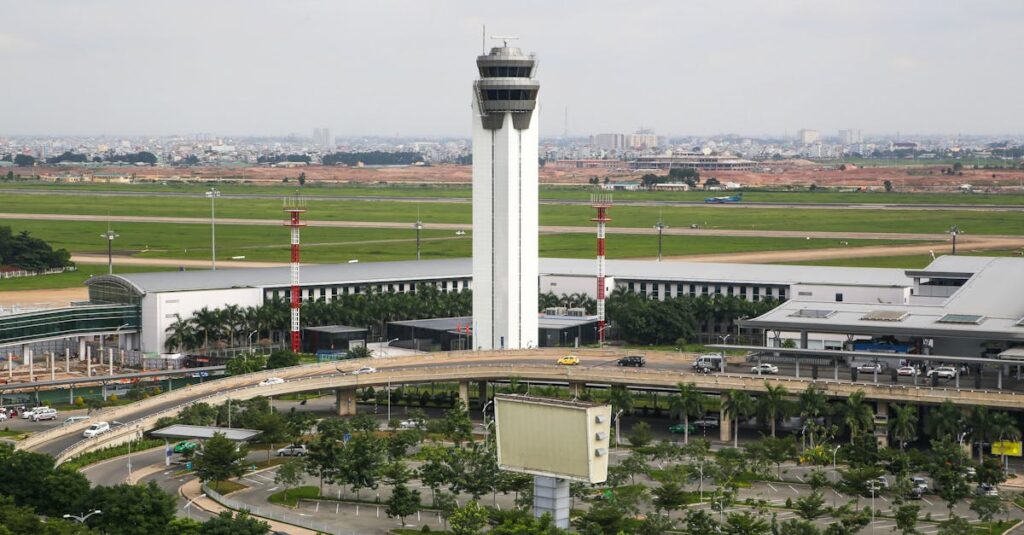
left=494, top=395, right=611, bottom=483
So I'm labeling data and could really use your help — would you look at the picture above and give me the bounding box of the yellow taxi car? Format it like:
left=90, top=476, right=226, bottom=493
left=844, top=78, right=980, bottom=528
left=557, top=355, right=580, bottom=366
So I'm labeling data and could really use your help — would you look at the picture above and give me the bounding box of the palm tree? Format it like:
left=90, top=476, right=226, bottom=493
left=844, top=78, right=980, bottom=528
left=841, top=391, right=874, bottom=444
left=220, top=304, right=242, bottom=347
left=191, top=306, right=222, bottom=349
left=799, top=385, right=829, bottom=448
left=969, top=406, right=994, bottom=462
left=758, top=382, right=791, bottom=437
left=668, top=383, right=706, bottom=445
left=722, top=390, right=756, bottom=448
left=164, top=315, right=195, bottom=352
left=608, top=385, right=634, bottom=415
left=925, top=400, right=964, bottom=443
left=889, top=404, right=918, bottom=450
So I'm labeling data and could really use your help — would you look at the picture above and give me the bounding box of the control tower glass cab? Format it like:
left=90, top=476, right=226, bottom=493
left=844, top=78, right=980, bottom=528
left=471, top=44, right=540, bottom=350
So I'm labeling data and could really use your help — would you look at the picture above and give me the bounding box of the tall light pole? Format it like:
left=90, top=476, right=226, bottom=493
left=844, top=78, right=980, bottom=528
left=948, top=225, right=961, bottom=255
left=653, top=217, right=668, bottom=261
left=64, top=510, right=102, bottom=524
left=413, top=220, right=424, bottom=261
left=206, top=188, right=220, bottom=270
left=100, top=225, right=119, bottom=275
left=832, top=445, right=841, bottom=508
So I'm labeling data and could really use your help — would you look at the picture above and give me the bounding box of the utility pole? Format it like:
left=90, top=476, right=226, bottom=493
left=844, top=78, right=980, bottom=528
left=653, top=216, right=668, bottom=261
left=413, top=219, right=423, bottom=261
left=949, top=225, right=961, bottom=255
left=100, top=225, right=119, bottom=274
left=206, top=188, right=220, bottom=269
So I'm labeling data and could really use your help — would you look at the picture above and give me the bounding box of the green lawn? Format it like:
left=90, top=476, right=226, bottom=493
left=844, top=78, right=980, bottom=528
left=4, top=191, right=1024, bottom=235
left=0, top=264, right=176, bottom=292
left=786, top=248, right=1024, bottom=269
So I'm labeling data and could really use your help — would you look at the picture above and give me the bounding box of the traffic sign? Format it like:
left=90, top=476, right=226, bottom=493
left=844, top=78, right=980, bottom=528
left=992, top=441, right=1022, bottom=456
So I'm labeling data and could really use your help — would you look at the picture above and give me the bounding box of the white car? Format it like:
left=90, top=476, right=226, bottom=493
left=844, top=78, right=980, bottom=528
left=857, top=363, right=883, bottom=374
left=276, top=444, right=307, bottom=456
left=83, top=421, right=111, bottom=438
left=21, top=407, right=48, bottom=419
left=0, top=411, right=7, bottom=421
left=897, top=366, right=918, bottom=377
left=910, top=476, right=929, bottom=493
left=259, top=377, right=285, bottom=387
left=351, top=366, right=377, bottom=375
left=927, top=366, right=957, bottom=379
left=31, top=408, right=58, bottom=422
left=399, top=420, right=424, bottom=430
left=751, top=363, right=779, bottom=375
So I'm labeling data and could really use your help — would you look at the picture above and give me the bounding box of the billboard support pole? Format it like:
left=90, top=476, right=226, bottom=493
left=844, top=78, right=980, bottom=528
left=533, top=476, right=570, bottom=529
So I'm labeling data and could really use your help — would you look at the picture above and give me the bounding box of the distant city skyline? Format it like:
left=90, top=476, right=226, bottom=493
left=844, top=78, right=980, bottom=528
left=2, top=1, right=1023, bottom=137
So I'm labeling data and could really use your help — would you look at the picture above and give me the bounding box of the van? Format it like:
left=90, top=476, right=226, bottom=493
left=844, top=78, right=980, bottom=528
left=692, top=353, right=724, bottom=373
left=31, top=408, right=57, bottom=422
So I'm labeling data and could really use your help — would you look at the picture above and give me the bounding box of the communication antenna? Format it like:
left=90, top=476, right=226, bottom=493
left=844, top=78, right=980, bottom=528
left=491, top=35, right=520, bottom=47
left=591, top=194, right=613, bottom=345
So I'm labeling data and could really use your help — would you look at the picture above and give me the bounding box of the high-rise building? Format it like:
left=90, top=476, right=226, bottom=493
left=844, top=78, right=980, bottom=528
left=471, top=42, right=540, bottom=350
left=312, top=128, right=332, bottom=148
left=838, top=129, right=863, bottom=145
left=593, top=133, right=625, bottom=151
left=797, top=129, right=820, bottom=144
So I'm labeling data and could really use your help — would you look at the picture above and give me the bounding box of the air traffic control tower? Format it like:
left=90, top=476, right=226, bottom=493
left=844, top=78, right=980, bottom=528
left=471, top=40, right=540, bottom=350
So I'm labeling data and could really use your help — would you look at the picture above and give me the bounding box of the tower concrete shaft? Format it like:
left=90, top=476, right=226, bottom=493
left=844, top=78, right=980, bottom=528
left=284, top=198, right=306, bottom=353
left=472, top=43, right=540, bottom=350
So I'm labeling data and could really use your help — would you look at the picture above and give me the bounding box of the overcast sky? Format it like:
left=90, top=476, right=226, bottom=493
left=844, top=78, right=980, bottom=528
left=3, top=0, right=1023, bottom=138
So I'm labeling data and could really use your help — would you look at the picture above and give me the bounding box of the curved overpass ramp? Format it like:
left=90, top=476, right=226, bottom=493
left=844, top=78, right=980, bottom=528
left=18, top=349, right=1024, bottom=464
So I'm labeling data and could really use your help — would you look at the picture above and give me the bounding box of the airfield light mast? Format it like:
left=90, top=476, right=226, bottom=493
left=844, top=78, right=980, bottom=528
left=591, top=194, right=612, bottom=344
left=284, top=195, right=306, bottom=353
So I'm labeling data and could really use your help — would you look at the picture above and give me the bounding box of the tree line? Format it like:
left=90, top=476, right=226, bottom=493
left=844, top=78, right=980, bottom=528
left=321, top=151, right=425, bottom=166
left=0, top=226, right=73, bottom=272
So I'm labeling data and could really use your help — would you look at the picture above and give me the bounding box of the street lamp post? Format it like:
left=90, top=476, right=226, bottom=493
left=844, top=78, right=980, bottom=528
left=832, top=445, right=841, bottom=508
left=413, top=220, right=424, bottom=261
left=206, top=188, right=220, bottom=269
left=614, top=409, right=624, bottom=448
left=100, top=225, right=119, bottom=275
left=653, top=218, right=668, bottom=261
left=64, top=510, right=102, bottom=524
left=248, top=330, right=258, bottom=354
left=949, top=225, right=961, bottom=255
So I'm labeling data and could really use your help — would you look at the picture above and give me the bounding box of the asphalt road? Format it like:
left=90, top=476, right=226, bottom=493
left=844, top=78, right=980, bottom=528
left=25, top=352, right=1024, bottom=461
left=4, top=188, right=1024, bottom=212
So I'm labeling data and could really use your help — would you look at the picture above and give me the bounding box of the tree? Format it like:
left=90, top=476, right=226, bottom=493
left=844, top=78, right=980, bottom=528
left=273, top=458, right=304, bottom=504
left=440, top=400, right=473, bottom=445
left=722, top=390, right=755, bottom=448
left=724, top=510, right=770, bottom=535
left=969, top=495, right=1006, bottom=532
left=627, top=421, right=654, bottom=448
left=385, top=483, right=421, bottom=527
left=669, top=383, right=706, bottom=445
left=197, top=511, right=270, bottom=535
left=758, top=382, right=791, bottom=437
left=652, top=481, right=688, bottom=513
left=179, top=402, right=218, bottom=426
left=166, top=518, right=203, bottom=535
left=925, top=401, right=963, bottom=442
left=608, top=385, right=634, bottom=415
left=0, top=449, right=60, bottom=514
left=754, top=436, right=797, bottom=478
left=893, top=503, right=920, bottom=535
left=164, top=315, right=196, bottom=352
left=254, top=411, right=291, bottom=461
left=889, top=404, right=918, bottom=450
left=799, top=385, right=830, bottom=449
left=928, top=440, right=971, bottom=513
left=841, top=390, right=874, bottom=443
left=265, top=349, right=300, bottom=369
left=337, top=432, right=386, bottom=500
left=194, top=433, right=248, bottom=489
left=937, top=515, right=971, bottom=535
left=778, top=519, right=822, bottom=535
left=884, top=180, right=894, bottom=192
left=0, top=496, right=96, bottom=535
left=418, top=445, right=454, bottom=506
left=449, top=500, right=489, bottom=535
left=638, top=513, right=676, bottom=535
left=224, top=354, right=267, bottom=376
left=297, top=172, right=306, bottom=186
left=793, top=490, right=827, bottom=520
left=40, top=466, right=91, bottom=518
left=85, top=482, right=176, bottom=535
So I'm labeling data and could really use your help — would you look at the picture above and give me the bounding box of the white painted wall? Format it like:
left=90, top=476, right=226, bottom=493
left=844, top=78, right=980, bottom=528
left=790, top=284, right=910, bottom=305
left=142, top=288, right=262, bottom=354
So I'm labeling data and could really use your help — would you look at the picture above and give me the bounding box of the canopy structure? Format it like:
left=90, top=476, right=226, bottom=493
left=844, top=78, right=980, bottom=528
left=150, top=424, right=260, bottom=442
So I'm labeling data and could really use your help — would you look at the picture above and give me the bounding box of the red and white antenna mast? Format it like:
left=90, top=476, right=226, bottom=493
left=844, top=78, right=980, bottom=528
left=591, top=194, right=612, bottom=344
left=283, top=195, right=306, bottom=353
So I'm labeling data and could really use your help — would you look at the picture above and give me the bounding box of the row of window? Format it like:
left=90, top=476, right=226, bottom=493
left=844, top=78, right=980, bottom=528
left=481, top=66, right=532, bottom=78
left=264, top=279, right=471, bottom=302
left=482, top=89, right=536, bottom=101
left=623, top=281, right=787, bottom=302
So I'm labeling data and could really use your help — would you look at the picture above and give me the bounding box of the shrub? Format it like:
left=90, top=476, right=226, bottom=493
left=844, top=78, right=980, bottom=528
left=74, top=396, right=84, bottom=407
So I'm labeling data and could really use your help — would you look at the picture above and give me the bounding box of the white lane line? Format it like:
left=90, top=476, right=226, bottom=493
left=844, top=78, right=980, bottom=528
left=921, top=497, right=933, bottom=505
left=788, top=484, right=799, bottom=493
left=767, top=483, right=778, bottom=492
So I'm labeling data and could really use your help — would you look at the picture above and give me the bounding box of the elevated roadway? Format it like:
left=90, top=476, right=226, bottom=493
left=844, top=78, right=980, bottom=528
left=19, top=349, right=1024, bottom=464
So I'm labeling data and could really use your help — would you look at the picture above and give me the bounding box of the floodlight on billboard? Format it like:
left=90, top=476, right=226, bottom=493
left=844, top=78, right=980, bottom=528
left=494, top=394, right=611, bottom=484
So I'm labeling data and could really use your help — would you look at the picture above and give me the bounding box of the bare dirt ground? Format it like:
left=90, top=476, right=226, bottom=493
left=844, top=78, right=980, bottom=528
left=0, top=288, right=88, bottom=308
left=26, top=161, right=1024, bottom=191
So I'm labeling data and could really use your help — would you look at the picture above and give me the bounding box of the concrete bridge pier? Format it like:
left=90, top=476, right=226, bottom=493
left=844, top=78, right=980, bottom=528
left=78, top=338, right=86, bottom=361
left=28, top=348, right=33, bottom=382
left=458, top=381, right=470, bottom=408
left=875, top=402, right=889, bottom=449
left=6, top=352, right=11, bottom=379
left=568, top=381, right=586, bottom=399
left=86, top=346, right=92, bottom=376
left=49, top=353, right=55, bottom=381
left=65, top=348, right=70, bottom=373
left=334, top=388, right=356, bottom=416
left=477, top=381, right=488, bottom=408
left=719, top=394, right=732, bottom=443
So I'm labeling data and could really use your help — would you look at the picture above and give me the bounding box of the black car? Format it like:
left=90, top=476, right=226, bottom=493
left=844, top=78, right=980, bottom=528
left=618, top=355, right=646, bottom=367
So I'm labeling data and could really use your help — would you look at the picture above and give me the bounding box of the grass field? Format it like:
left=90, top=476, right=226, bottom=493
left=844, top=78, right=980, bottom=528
left=0, top=264, right=175, bottom=291
left=6, top=180, right=1024, bottom=205
left=1, top=219, right=921, bottom=265
left=2, top=192, right=1022, bottom=234
left=785, top=248, right=1024, bottom=269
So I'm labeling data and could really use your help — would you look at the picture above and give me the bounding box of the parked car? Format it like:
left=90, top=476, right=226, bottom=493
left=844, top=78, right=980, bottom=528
left=897, top=366, right=918, bottom=377
left=259, top=377, right=285, bottom=387
left=692, top=354, right=724, bottom=373
left=927, top=366, right=958, bottom=379
left=31, top=408, right=58, bottom=422
left=874, top=476, right=889, bottom=490
left=83, top=421, right=111, bottom=438
left=966, top=466, right=977, bottom=480
left=692, top=417, right=720, bottom=428
left=399, top=420, right=424, bottom=430
left=751, top=363, right=779, bottom=375
left=668, top=423, right=695, bottom=434
left=617, top=355, right=645, bottom=367
left=276, top=444, right=308, bottom=457
left=351, top=366, right=377, bottom=375
left=21, top=407, right=48, bottom=419
left=910, top=476, right=930, bottom=493
left=0, top=411, right=7, bottom=421
left=557, top=355, right=580, bottom=366
left=857, top=362, right=883, bottom=374
left=63, top=415, right=90, bottom=426
left=975, top=483, right=998, bottom=497
left=173, top=441, right=198, bottom=454
left=908, top=487, right=924, bottom=500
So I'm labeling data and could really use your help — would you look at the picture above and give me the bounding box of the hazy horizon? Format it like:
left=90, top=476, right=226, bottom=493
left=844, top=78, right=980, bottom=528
left=3, top=1, right=1023, bottom=138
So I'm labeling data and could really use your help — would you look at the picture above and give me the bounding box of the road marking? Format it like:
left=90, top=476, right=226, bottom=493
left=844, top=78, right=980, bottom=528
left=767, top=483, right=778, bottom=492
left=242, top=477, right=263, bottom=485
left=788, top=484, right=799, bottom=493
left=267, top=486, right=278, bottom=492
left=921, top=497, right=933, bottom=505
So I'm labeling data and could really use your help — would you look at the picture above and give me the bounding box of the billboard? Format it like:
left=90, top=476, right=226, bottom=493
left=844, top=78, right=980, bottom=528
left=992, top=441, right=1022, bottom=457
left=494, top=395, right=611, bottom=484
